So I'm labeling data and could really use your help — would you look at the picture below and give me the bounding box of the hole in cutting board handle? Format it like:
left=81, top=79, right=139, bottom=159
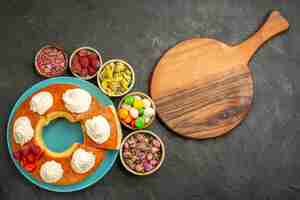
left=235, top=10, right=289, bottom=64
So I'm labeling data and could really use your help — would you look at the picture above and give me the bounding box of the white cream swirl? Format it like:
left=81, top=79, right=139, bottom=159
left=30, top=91, right=53, bottom=115
left=71, top=148, right=96, bottom=174
left=62, top=88, right=92, bottom=113
left=13, top=116, right=34, bottom=145
left=85, top=115, right=110, bottom=144
left=40, top=161, right=63, bottom=183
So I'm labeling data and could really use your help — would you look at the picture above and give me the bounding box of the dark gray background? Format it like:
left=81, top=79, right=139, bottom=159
left=0, top=0, right=299, bottom=199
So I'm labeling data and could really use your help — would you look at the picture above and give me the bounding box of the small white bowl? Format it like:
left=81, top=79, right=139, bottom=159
left=69, top=46, right=103, bottom=80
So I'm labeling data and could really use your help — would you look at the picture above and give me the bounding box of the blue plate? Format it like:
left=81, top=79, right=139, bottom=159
left=7, top=77, right=119, bottom=192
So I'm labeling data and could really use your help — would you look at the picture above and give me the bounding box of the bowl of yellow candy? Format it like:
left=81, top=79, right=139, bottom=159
left=118, top=92, right=156, bottom=130
left=97, top=59, right=135, bottom=97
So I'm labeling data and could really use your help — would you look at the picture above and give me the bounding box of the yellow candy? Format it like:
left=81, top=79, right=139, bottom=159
left=118, top=108, right=129, bottom=120
left=133, top=99, right=144, bottom=109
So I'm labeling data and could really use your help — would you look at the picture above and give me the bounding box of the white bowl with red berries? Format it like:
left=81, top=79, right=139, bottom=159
left=69, top=47, right=103, bottom=80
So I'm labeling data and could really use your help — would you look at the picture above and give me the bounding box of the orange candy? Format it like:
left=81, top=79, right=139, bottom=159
left=118, top=108, right=129, bottom=120
left=123, top=115, right=132, bottom=124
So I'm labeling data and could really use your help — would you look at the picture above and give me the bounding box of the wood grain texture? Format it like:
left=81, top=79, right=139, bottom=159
left=150, top=11, right=289, bottom=139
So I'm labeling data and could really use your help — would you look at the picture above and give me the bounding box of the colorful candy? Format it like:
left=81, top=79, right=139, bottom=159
left=135, top=117, right=144, bottom=129
left=124, top=115, right=133, bottom=123
left=142, top=99, right=151, bottom=108
left=129, top=108, right=139, bottom=119
left=138, top=108, right=144, bottom=116
left=118, top=108, right=129, bottom=120
left=133, top=99, right=144, bottom=109
left=144, top=107, right=155, bottom=118
left=118, top=94, right=155, bottom=129
left=124, top=96, right=135, bottom=105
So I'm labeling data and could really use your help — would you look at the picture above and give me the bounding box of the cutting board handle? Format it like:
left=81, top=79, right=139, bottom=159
left=235, top=10, right=289, bottom=64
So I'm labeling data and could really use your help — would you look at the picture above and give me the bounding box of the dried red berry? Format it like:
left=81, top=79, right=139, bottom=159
left=20, top=157, right=27, bottom=167
left=13, top=150, right=22, bottom=161
left=22, top=146, right=31, bottom=157
left=24, top=163, right=36, bottom=172
left=30, top=144, right=41, bottom=156
left=26, top=153, right=36, bottom=163
left=36, top=150, right=44, bottom=160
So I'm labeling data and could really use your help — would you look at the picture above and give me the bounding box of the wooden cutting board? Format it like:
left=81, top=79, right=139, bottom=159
left=150, top=11, right=289, bottom=139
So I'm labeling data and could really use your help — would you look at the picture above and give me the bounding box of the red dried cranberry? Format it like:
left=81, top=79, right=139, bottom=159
left=36, top=150, right=44, bottom=160
left=13, top=150, right=22, bottom=161
left=24, top=163, right=36, bottom=172
left=30, top=144, right=41, bottom=156
left=20, top=157, right=27, bottom=167
left=26, top=153, right=36, bottom=163
left=22, top=146, right=31, bottom=157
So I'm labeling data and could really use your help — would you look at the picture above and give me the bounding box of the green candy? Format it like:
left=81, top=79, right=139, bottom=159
left=124, top=96, right=134, bottom=105
left=138, top=108, right=144, bottom=116
left=135, top=117, right=144, bottom=129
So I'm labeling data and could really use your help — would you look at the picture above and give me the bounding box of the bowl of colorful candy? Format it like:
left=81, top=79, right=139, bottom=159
left=120, top=130, right=165, bottom=176
left=118, top=92, right=156, bottom=129
left=97, top=59, right=135, bottom=97
left=69, top=46, right=102, bottom=80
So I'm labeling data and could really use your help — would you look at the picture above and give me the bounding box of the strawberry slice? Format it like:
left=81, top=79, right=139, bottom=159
left=24, top=163, right=36, bottom=172
left=88, top=53, right=98, bottom=61
left=87, top=65, right=97, bottom=76
left=72, top=54, right=80, bottom=65
left=78, top=50, right=89, bottom=57
left=72, top=63, right=82, bottom=74
left=79, top=56, right=89, bottom=68
left=91, top=58, right=100, bottom=68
